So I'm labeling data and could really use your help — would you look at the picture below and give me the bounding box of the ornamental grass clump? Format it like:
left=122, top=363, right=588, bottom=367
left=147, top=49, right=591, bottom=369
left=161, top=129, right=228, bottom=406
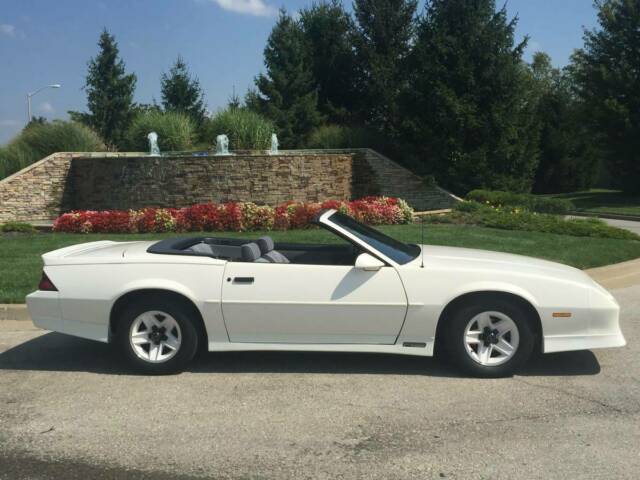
left=124, top=110, right=195, bottom=152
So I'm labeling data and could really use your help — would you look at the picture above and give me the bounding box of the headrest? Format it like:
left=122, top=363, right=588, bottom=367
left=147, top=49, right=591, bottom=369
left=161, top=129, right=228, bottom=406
left=241, top=242, right=262, bottom=262
left=187, top=242, right=214, bottom=254
left=256, top=236, right=275, bottom=254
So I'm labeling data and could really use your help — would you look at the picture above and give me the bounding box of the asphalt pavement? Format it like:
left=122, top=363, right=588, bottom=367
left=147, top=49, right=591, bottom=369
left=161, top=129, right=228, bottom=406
left=1, top=285, right=639, bottom=479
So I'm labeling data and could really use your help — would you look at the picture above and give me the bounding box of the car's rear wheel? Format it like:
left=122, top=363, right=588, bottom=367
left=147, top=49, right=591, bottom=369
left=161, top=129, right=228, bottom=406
left=115, top=298, right=199, bottom=374
left=444, top=298, right=535, bottom=378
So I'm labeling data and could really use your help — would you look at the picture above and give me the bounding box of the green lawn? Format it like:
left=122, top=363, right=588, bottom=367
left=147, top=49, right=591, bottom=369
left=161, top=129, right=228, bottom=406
left=547, top=189, right=640, bottom=217
left=2, top=224, right=640, bottom=303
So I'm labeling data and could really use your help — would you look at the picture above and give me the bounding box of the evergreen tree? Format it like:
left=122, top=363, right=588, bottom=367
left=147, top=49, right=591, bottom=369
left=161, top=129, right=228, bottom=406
left=254, top=10, right=323, bottom=147
left=300, top=0, right=357, bottom=123
left=352, top=0, right=417, bottom=132
left=160, top=56, right=206, bottom=126
left=571, top=0, right=640, bottom=193
left=404, top=0, right=539, bottom=193
left=531, top=53, right=599, bottom=193
left=72, top=29, right=136, bottom=148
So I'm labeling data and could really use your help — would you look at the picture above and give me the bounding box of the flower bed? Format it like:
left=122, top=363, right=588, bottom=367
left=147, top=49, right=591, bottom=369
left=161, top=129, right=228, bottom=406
left=52, top=197, right=414, bottom=234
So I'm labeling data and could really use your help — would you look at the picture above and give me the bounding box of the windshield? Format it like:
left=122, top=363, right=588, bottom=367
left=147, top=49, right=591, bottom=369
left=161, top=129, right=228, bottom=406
left=327, top=212, right=420, bottom=265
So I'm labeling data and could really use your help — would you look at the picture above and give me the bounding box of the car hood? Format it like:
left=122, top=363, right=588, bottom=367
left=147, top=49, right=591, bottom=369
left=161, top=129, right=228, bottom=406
left=410, top=245, right=591, bottom=284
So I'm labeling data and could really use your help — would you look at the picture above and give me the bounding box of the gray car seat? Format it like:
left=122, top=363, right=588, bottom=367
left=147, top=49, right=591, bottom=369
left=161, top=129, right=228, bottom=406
left=186, top=242, right=216, bottom=254
left=256, top=236, right=290, bottom=264
left=241, top=242, right=270, bottom=263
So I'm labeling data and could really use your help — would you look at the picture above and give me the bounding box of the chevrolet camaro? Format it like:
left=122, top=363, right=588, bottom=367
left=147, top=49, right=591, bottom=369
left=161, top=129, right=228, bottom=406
left=26, top=209, right=625, bottom=377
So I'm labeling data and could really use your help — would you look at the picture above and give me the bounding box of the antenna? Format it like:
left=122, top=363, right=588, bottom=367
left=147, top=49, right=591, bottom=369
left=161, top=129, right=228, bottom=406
left=420, top=214, right=425, bottom=268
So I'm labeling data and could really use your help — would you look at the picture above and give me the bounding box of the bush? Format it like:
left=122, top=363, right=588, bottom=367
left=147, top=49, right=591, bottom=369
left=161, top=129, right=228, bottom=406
left=125, top=111, right=195, bottom=152
left=306, top=124, right=375, bottom=149
left=0, top=121, right=105, bottom=180
left=0, top=222, right=36, bottom=233
left=203, top=108, right=275, bottom=151
left=467, top=189, right=574, bottom=214
left=432, top=202, right=638, bottom=240
left=52, top=197, right=414, bottom=233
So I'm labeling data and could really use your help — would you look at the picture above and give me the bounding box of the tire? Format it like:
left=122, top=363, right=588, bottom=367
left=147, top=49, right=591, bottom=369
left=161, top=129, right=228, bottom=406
left=444, top=298, right=535, bottom=378
left=115, top=296, right=199, bottom=375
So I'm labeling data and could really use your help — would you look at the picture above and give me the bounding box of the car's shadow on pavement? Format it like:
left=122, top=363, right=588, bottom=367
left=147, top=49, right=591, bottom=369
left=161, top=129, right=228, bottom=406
left=0, top=332, right=601, bottom=377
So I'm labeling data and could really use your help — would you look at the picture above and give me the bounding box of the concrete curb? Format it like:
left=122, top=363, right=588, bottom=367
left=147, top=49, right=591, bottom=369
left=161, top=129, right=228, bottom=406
left=569, top=211, right=640, bottom=222
left=585, top=258, right=640, bottom=290
left=0, top=304, right=30, bottom=322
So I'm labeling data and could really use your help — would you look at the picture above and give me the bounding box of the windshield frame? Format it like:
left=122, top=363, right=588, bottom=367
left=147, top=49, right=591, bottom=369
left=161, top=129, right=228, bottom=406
left=317, top=210, right=420, bottom=266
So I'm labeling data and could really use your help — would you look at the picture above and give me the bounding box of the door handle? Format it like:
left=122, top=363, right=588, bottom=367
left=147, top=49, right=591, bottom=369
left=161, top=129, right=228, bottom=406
left=232, top=277, right=254, bottom=284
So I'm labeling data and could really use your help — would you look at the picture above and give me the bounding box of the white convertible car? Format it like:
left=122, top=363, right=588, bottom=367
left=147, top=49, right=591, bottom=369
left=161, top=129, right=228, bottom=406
left=26, top=209, right=625, bottom=377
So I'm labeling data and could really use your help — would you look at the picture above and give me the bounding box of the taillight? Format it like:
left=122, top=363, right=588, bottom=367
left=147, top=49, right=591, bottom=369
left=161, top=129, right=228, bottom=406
left=38, top=271, right=58, bottom=291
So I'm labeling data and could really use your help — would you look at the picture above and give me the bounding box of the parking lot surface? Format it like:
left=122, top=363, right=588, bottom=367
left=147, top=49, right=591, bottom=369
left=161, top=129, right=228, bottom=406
left=1, top=286, right=639, bottom=479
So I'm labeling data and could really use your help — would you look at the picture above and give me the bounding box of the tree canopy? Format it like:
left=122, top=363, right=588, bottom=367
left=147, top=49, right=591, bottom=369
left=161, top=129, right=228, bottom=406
left=571, top=0, right=640, bottom=193
left=352, top=0, right=417, bottom=133
left=402, top=0, right=539, bottom=193
left=252, top=10, right=323, bottom=147
left=299, top=0, right=358, bottom=123
left=71, top=29, right=137, bottom=148
left=160, top=56, right=206, bottom=126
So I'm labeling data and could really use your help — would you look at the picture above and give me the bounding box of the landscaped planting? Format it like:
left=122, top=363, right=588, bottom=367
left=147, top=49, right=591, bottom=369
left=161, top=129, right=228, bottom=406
left=467, top=189, right=573, bottom=214
left=427, top=201, right=639, bottom=241
left=52, top=197, right=414, bottom=234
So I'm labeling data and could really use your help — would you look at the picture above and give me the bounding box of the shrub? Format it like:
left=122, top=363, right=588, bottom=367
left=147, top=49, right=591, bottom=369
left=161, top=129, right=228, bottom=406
left=0, top=121, right=106, bottom=180
left=467, top=189, right=574, bottom=214
left=431, top=202, right=638, bottom=240
left=306, top=124, right=375, bottom=149
left=125, top=111, right=195, bottom=152
left=0, top=222, right=37, bottom=233
left=52, top=197, right=414, bottom=233
left=203, top=108, right=274, bottom=150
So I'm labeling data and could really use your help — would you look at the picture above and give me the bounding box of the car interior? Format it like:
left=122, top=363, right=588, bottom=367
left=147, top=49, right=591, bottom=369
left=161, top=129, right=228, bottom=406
left=147, top=235, right=363, bottom=266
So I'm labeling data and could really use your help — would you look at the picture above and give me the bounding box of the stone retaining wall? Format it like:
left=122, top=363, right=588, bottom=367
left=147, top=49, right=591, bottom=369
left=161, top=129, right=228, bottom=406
left=72, top=153, right=352, bottom=211
left=284, top=149, right=459, bottom=211
left=0, top=152, right=144, bottom=223
left=0, top=148, right=457, bottom=223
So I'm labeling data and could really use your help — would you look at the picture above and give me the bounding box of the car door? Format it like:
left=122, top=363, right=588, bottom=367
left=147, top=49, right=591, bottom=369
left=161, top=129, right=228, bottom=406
left=221, top=261, right=407, bottom=344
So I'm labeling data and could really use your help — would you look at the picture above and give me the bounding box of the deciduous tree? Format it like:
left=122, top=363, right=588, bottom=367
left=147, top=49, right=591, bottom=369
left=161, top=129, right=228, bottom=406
left=404, top=0, right=539, bottom=193
left=571, top=0, right=640, bottom=193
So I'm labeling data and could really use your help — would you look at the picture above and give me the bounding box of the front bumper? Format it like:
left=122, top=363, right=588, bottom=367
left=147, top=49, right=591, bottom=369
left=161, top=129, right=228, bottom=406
left=544, top=284, right=626, bottom=353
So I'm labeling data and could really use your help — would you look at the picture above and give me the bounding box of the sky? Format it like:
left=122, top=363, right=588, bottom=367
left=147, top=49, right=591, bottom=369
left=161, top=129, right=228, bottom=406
left=0, top=0, right=599, bottom=144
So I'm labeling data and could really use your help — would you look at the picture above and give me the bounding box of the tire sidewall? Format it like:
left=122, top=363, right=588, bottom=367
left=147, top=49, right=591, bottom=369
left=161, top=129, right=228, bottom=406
left=446, top=299, right=535, bottom=378
left=115, top=297, right=199, bottom=375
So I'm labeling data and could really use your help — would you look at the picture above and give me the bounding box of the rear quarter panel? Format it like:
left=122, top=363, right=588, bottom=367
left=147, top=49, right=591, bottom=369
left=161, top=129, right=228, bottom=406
left=46, top=261, right=227, bottom=343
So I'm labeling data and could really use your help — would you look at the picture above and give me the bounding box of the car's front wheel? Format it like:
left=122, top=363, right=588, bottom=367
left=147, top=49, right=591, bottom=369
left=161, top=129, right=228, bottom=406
left=444, top=298, right=535, bottom=378
left=115, top=298, right=199, bottom=374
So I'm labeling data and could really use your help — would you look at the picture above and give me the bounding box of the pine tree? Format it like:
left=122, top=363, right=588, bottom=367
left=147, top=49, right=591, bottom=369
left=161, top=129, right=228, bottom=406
left=300, top=0, right=357, bottom=123
left=571, top=0, right=640, bottom=193
left=74, top=29, right=137, bottom=148
left=254, top=10, right=323, bottom=147
left=352, top=0, right=417, bottom=132
left=160, top=56, right=206, bottom=126
left=404, top=0, right=539, bottom=193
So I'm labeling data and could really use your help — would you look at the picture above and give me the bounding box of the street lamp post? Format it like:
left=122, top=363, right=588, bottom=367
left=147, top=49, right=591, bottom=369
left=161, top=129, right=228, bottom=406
left=27, top=84, right=61, bottom=122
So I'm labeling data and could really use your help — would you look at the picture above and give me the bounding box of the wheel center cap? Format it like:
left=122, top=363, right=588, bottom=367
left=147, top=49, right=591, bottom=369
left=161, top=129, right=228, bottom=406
left=480, top=327, right=500, bottom=346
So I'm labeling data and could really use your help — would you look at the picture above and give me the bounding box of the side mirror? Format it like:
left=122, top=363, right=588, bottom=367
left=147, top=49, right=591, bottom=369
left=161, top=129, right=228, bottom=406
left=355, top=253, right=385, bottom=272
